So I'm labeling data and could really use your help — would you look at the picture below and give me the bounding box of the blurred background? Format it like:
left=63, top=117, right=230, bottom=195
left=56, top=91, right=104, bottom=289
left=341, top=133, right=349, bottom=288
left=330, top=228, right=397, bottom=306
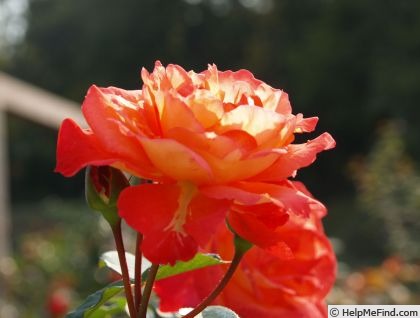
left=0, top=0, right=419, bottom=316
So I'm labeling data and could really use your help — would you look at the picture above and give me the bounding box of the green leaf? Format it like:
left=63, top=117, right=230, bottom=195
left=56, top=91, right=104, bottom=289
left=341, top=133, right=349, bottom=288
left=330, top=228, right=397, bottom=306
left=99, top=251, right=135, bottom=279
left=142, top=253, right=229, bottom=282
left=201, top=306, right=240, bottom=318
left=66, top=280, right=125, bottom=318
left=99, top=250, right=152, bottom=279
left=88, top=297, right=127, bottom=318
left=70, top=253, right=229, bottom=318
left=178, top=306, right=240, bottom=318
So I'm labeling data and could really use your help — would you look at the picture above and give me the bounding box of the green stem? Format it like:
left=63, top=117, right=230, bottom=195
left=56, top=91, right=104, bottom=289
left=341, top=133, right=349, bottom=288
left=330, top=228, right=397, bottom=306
left=138, top=263, right=159, bottom=318
left=182, top=250, right=245, bottom=318
left=112, top=220, right=136, bottom=318
left=134, top=232, right=143, bottom=313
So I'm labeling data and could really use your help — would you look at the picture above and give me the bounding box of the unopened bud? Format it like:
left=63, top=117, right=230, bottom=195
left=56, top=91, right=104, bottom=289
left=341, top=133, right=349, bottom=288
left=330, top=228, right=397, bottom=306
left=85, top=166, right=129, bottom=227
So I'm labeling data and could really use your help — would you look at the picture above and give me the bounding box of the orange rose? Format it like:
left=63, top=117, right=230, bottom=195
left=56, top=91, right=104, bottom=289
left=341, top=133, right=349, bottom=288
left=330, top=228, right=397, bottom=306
left=56, top=62, right=335, bottom=264
left=155, top=182, right=336, bottom=318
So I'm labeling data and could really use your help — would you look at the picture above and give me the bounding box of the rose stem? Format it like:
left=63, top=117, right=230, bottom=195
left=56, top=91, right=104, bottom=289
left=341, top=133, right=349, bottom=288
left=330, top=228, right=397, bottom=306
left=112, top=220, right=136, bottom=318
left=134, top=232, right=143, bottom=312
left=138, top=263, right=159, bottom=318
left=182, top=249, right=245, bottom=318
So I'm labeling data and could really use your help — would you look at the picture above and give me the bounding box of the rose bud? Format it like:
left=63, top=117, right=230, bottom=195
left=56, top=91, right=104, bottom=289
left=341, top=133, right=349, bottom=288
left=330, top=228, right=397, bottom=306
left=85, top=166, right=129, bottom=226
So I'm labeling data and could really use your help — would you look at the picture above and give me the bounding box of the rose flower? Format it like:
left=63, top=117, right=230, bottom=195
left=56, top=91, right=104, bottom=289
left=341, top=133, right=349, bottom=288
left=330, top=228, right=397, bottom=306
left=155, top=182, right=336, bottom=318
left=56, top=62, right=335, bottom=264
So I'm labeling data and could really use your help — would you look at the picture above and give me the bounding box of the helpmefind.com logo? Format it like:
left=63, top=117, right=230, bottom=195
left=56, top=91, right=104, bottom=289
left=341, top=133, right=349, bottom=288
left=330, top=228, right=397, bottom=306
left=328, top=305, right=420, bottom=318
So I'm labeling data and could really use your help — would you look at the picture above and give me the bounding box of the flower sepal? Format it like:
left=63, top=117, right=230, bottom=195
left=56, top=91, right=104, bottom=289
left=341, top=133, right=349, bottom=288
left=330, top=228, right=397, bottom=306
left=227, top=221, right=253, bottom=255
left=85, top=166, right=129, bottom=227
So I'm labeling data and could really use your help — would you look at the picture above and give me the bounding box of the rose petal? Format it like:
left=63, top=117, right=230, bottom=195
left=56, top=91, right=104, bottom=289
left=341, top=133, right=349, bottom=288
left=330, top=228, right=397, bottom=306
left=165, top=127, right=236, bottom=159
left=80, top=85, right=157, bottom=167
left=166, top=64, right=195, bottom=96
left=200, top=184, right=263, bottom=205
left=118, top=183, right=196, bottom=264
left=276, top=90, right=293, bottom=114
left=294, top=115, right=319, bottom=133
left=287, top=181, right=327, bottom=218
left=142, top=229, right=198, bottom=266
left=118, top=183, right=228, bottom=264
left=138, top=137, right=213, bottom=183
left=187, top=90, right=225, bottom=128
left=256, top=85, right=291, bottom=114
left=200, top=151, right=280, bottom=183
left=235, top=203, right=290, bottom=230
left=217, top=69, right=263, bottom=91
left=227, top=207, right=289, bottom=251
left=221, top=130, right=258, bottom=154
left=55, top=119, right=117, bottom=177
left=184, top=192, right=230, bottom=247
left=155, top=262, right=223, bottom=312
left=253, top=132, right=336, bottom=181
left=235, top=181, right=324, bottom=218
left=155, top=219, right=335, bottom=318
left=218, top=105, right=285, bottom=146
left=161, top=93, right=204, bottom=134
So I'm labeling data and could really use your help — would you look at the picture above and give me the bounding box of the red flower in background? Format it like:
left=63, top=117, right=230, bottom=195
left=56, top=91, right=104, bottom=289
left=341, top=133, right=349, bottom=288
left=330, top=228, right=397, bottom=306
left=55, top=62, right=335, bottom=264
left=155, top=182, right=336, bottom=318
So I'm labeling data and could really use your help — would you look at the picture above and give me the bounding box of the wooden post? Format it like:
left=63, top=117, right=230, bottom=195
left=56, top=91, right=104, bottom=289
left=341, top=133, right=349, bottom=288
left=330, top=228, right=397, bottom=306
left=0, top=110, right=10, bottom=260
left=0, top=72, right=85, bottom=261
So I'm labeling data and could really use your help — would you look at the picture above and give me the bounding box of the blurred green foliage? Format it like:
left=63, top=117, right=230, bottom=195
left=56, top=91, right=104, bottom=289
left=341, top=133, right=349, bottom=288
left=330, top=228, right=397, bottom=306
left=351, top=122, right=420, bottom=261
left=2, top=199, right=109, bottom=317
left=325, top=121, right=420, bottom=264
left=329, top=256, right=420, bottom=305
